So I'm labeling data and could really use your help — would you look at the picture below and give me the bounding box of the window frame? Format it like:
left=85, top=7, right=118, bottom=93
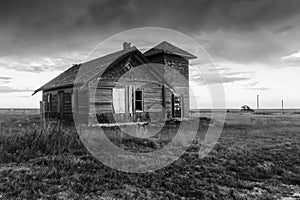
left=135, top=90, right=144, bottom=112
left=112, top=87, right=126, bottom=114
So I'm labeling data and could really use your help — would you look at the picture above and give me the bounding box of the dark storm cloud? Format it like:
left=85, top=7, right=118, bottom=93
left=273, top=24, right=295, bottom=34
left=86, top=0, right=300, bottom=31
left=0, top=0, right=95, bottom=56
left=85, top=0, right=300, bottom=64
left=1, top=0, right=300, bottom=65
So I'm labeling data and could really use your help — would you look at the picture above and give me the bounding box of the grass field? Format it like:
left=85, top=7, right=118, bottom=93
left=0, top=112, right=300, bottom=199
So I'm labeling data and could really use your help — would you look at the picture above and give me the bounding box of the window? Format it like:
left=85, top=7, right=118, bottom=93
left=172, top=94, right=182, bottom=118
left=113, top=88, right=125, bottom=113
left=135, top=90, right=143, bottom=111
left=125, top=62, right=133, bottom=71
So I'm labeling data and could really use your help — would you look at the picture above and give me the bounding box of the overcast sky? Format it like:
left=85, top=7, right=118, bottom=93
left=1, top=0, right=300, bottom=109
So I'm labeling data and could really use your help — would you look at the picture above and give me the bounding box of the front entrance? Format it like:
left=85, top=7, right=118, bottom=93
left=171, top=94, right=182, bottom=118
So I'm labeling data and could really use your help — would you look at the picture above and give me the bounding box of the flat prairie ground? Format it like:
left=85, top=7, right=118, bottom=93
left=0, top=112, right=300, bottom=199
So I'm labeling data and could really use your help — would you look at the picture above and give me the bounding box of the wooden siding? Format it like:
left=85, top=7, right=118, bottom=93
left=63, top=92, right=72, bottom=114
left=42, top=87, right=89, bottom=121
left=87, top=53, right=166, bottom=123
left=92, top=88, right=113, bottom=113
left=146, top=53, right=190, bottom=117
left=78, top=89, right=89, bottom=114
left=142, top=83, right=163, bottom=112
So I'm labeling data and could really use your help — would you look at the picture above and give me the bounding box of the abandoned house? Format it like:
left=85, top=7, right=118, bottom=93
left=33, top=41, right=196, bottom=124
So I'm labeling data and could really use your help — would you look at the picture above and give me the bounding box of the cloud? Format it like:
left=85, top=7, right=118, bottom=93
left=0, top=86, right=32, bottom=93
left=0, top=0, right=298, bottom=75
left=86, top=0, right=300, bottom=31
left=0, top=0, right=299, bottom=59
left=207, top=67, right=230, bottom=72
left=0, top=54, right=83, bottom=73
left=0, top=76, right=11, bottom=84
left=0, top=76, right=11, bottom=80
left=204, top=29, right=288, bottom=64
left=0, top=0, right=98, bottom=57
left=224, top=71, right=254, bottom=76
left=248, top=87, right=270, bottom=91
left=16, top=95, right=31, bottom=98
left=281, top=50, right=300, bottom=65
left=244, top=81, right=270, bottom=91
left=280, top=50, right=300, bottom=68
left=190, top=71, right=252, bottom=85
left=273, top=24, right=294, bottom=34
left=0, top=80, right=10, bottom=84
left=217, top=76, right=251, bottom=84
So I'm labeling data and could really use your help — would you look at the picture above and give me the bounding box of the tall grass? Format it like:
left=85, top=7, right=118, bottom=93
left=0, top=117, right=210, bottom=163
left=0, top=120, right=87, bottom=163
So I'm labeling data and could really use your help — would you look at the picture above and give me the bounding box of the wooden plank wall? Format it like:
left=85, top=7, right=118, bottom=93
left=51, top=93, right=58, bottom=113
left=43, top=87, right=89, bottom=120
left=89, top=82, right=164, bottom=113
left=164, top=87, right=173, bottom=118
left=63, top=92, right=72, bottom=114
left=164, top=55, right=190, bottom=118
left=78, top=89, right=89, bottom=114
left=142, top=83, right=163, bottom=112
left=92, top=87, right=113, bottom=113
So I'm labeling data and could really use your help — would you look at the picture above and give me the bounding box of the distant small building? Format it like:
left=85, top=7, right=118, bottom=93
left=33, top=41, right=196, bottom=124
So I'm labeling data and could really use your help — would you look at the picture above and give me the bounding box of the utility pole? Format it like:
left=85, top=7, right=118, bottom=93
left=257, top=95, right=260, bottom=110
left=282, top=100, right=284, bottom=114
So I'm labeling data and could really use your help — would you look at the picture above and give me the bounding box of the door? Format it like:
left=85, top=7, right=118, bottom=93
left=171, top=94, right=182, bottom=118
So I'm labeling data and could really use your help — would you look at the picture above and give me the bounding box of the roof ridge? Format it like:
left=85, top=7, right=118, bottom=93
left=82, top=46, right=137, bottom=66
left=143, top=41, right=197, bottom=59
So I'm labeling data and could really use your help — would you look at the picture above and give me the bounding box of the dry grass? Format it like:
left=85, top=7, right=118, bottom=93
left=0, top=113, right=300, bottom=199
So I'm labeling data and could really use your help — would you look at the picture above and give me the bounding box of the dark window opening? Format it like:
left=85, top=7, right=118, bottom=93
left=135, top=90, right=143, bottom=111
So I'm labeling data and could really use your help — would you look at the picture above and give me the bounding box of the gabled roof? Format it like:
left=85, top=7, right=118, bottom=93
left=143, top=41, right=197, bottom=60
left=33, top=46, right=138, bottom=95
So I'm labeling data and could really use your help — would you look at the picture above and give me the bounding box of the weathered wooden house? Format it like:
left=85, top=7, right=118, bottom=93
left=33, top=41, right=196, bottom=124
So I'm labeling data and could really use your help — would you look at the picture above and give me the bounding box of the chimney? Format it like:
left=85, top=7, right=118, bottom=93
left=123, top=42, right=131, bottom=50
